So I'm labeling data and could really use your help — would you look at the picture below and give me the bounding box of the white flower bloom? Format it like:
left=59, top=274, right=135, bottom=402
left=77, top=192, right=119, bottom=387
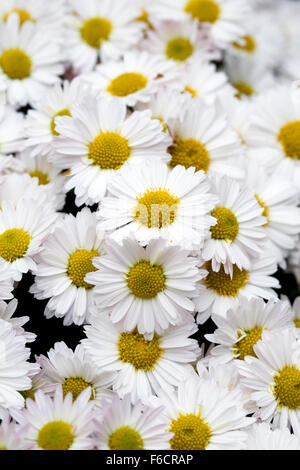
left=86, top=237, right=202, bottom=336
left=0, top=410, right=29, bottom=450
left=97, top=161, right=218, bottom=249
left=83, top=317, right=199, bottom=402
left=52, top=96, right=171, bottom=206
left=246, top=422, right=300, bottom=450
left=0, top=298, right=36, bottom=343
left=30, top=208, right=105, bottom=326
left=0, top=105, right=25, bottom=155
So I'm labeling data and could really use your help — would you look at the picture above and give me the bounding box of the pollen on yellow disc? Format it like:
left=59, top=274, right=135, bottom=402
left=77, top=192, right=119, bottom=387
left=294, top=319, right=300, bottom=328
left=185, top=0, right=220, bottom=24
left=184, top=85, right=198, bottom=97
left=277, top=121, right=300, bottom=160
left=273, top=365, right=300, bottom=410
left=67, top=249, right=99, bottom=289
left=0, top=228, right=31, bottom=262
left=255, top=194, right=270, bottom=225
left=37, top=421, right=75, bottom=450
left=168, top=138, right=210, bottom=173
left=166, top=37, right=194, bottom=62
left=210, top=207, right=239, bottom=242
left=126, top=260, right=166, bottom=299
left=135, top=188, right=179, bottom=229
left=118, top=330, right=163, bottom=371
left=107, top=73, right=148, bottom=97
left=233, top=35, right=256, bottom=53
left=169, top=413, right=212, bottom=450
left=51, top=109, right=72, bottom=136
left=109, top=426, right=144, bottom=450
left=233, top=326, right=263, bottom=360
left=87, top=132, right=131, bottom=170
left=204, top=261, right=249, bottom=297
left=0, top=48, right=32, bottom=80
left=29, top=170, right=50, bottom=186
left=62, top=377, right=93, bottom=400
left=80, top=17, right=112, bottom=48
left=3, top=9, right=32, bottom=26
left=234, top=82, right=255, bottom=98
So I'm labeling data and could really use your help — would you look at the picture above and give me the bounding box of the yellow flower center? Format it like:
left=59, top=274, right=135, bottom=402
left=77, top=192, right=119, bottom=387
left=170, top=413, right=212, bottom=450
left=204, top=261, right=249, bottom=297
left=168, top=138, right=210, bottom=172
left=3, top=9, right=32, bottom=26
left=80, top=17, right=112, bottom=48
left=210, top=207, right=239, bottom=242
left=166, top=37, right=194, bottom=62
left=62, top=377, right=93, bottom=400
left=118, top=330, right=163, bottom=371
left=109, top=426, right=144, bottom=450
left=0, top=228, right=31, bottom=262
left=29, top=170, right=50, bottom=186
left=107, top=73, right=148, bottom=97
left=87, top=132, right=130, bottom=170
left=294, top=319, right=300, bottom=328
left=135, top=188, right=179, bottom=229
left=255, top=194, right=270, bottom=225
left=21, top=388, right=36, bottom=401
left=51, top=109, right=72, bottom=136
left=233, top=35, right=256, bottom=53
left=234, top=82, right=255, bottom=98
left=233, top=326, right=263, bottom=360
left=277, top=121, right=300, bottom=160
left=273, top=365, right=300, bottom=410
left=37, top=421, right=74, bottom=451
left=184, top=85, right=198, bottom=97
left=67, top=249, right=99, bottom=289
left=0, top=446, right=7, bottom=450
left=126, top=260, right=166, bottom=299
left=0, top=48, right=32, bottom=80
left=185, top=0, right=220, bottom=24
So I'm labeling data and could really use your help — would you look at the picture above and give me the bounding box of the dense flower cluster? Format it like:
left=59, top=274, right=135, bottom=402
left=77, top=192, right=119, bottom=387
left=0, top=0, right=300, bottom=451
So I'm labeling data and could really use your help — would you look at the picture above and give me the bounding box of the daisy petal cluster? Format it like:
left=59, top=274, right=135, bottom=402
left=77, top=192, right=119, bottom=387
left=1, top=0, right=300, bottom=452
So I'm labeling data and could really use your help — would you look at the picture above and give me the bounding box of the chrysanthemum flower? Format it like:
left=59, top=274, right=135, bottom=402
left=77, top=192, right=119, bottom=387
left=52, top=96, right=171, bottom=206
left=157, top=376, right=253, bottom=450
left=30, top=208, right=105, bottom=326
left=0, top=13, right=63, bottom=107
left=83, top=317, right=199, bottom=402
left=97, top=161, right=218, bottom=249
left=96, top=393, right=173, bottom=450
left=0, top=410, right=29, bottom=450
left=86, top=237, right=202, bottom=335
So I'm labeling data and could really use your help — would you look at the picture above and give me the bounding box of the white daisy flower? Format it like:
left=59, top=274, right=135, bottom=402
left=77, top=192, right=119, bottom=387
left=0, top=298, right=36, bottom=343
left=195, top=255, right=280, bottom=323
left=52, top=96, right=171, bottom=206
left=83, top=51, right=178, bottom=108
left=0, top=276, right=14, bottom=301
left=86, top=237, right=202, bottom=336
left=290, top=297, right=300, bottom=331
left=157, top=376, right=253, bottom=450
left=0, top=410, right=29, bottom=450
left=19, top=386, right=96, bottom=450
left=30, top=208, right=105, bottom=326
left=0, top=198, right=57, bottom=281
left=245, top=86, right=300, bottom=186
left=0, top=105, right=25, bottom=155
left=37, top=341, right=115, bottom=409
left=0, top=13, right=63, bottom=108
left=143, top=18, right=219, bottom=66
left=237, top=328, right=300, bottom=437
left=83, top=317, right=199, bottom=402
left=202, top=174, right=266, bottom=275
left=65, top=0, right=143, bottom=72
left=152, top=0, right=250, bottom=48
left=179, top=59, right=235, bottom=105
left=167, top=98, right=244, bottom=180
left=97, top=161, right=218, bottom=249
left=96, top=393, right=172, bottom=450
left=0, top=318, right=39, bottom=414
left=206, top=297, right=293, bottom=363
left=0, top=155, right=24, bottom=175
left=244, top=160, right=300, bottom=264
left=246, top=422, right=300, bottom=450
left=25, top=79, right=90, bottom=158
